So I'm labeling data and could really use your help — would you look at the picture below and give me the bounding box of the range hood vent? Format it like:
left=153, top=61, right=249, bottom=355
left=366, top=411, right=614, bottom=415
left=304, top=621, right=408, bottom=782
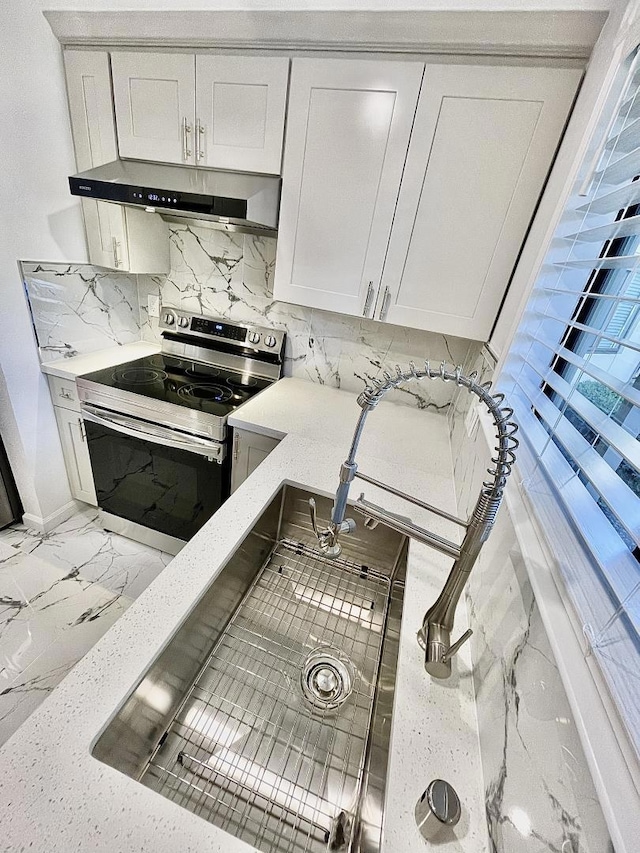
left=69, top=159, right=281, bottom=233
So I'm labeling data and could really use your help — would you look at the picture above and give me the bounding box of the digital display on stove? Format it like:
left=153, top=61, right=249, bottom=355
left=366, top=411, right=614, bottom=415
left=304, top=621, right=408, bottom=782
left=190, top=317, right=247, bottom=343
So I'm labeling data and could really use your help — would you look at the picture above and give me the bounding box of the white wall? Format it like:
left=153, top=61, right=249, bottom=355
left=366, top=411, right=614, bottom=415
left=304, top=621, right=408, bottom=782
left=0, top=0, right=88, bottom=524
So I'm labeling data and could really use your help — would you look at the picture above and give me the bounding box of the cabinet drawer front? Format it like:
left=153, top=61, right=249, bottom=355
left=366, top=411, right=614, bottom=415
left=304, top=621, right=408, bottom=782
left=48, top=376, right=80, bottom=411
left=112, top=52, right=196, bottom=165
left=196, top=56, right=289, bottom=174
left=274, top=58, right=423, bottom=318
left=381, top=64, right=582, bottom=340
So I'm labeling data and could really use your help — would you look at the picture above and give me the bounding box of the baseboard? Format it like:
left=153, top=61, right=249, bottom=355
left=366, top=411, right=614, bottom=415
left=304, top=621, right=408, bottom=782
left=22, top=499, right=83, bottom=534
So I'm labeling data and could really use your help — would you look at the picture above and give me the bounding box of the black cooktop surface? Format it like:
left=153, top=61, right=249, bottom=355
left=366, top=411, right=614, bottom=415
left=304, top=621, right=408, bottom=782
left=80, top=354, right=272, bottom=417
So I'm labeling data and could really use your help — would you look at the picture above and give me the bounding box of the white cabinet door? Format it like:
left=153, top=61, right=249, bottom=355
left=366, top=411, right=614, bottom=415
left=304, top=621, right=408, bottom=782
left=54, top=407, right=97, bottom=506
left=80, top=198, right=130, bottom=270
left=379, top=64, right=582, bottom=340
left=64, top=50, right=118, bottom=171
left=231, top=429, right=280, bottom=493
left=111, top=52, right=196, bottom=164
left=274, top=58, right=424, bottom=318
left=196, top=56, right=289, bottom=173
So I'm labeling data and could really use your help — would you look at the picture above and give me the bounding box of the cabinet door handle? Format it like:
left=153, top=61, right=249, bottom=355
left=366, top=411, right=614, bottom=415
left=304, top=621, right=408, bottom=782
left=196, top=119, right=205, bottom=161
left=77, top=418, right=86, bottom=443
left=233, top=432, right=240, bottom=461
left=112, top=237, right=121, bottom=268
left=182, top=116, right=192, bottom=161
left=380, top=286, right=392, bottom=321
left=362, top=282, right=375, bottom=317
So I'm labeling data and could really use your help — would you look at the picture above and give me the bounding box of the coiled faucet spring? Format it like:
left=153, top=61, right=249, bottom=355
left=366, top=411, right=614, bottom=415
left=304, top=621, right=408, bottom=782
left=357, top=360, right=518, bottom=505
left=313, top=360, right=518, bottom=679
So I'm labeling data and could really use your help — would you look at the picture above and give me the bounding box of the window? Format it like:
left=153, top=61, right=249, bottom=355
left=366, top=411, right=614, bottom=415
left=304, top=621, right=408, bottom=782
left=499, top=53, right=640, bottom=756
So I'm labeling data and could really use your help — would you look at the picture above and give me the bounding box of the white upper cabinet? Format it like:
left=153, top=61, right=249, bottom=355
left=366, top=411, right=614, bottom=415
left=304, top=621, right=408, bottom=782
left=111, top=52, right=288, bottom=173
left=273, top=58, right=424, bottom=317
left=64, top=50, right=170, bottom=273
left=64, top=50, right=118, bottom=171
left=195, top=56, right=288, bottom=173
left=111, top=52, right=196, bottom=164
left=378, top=64, right=582, bottom=340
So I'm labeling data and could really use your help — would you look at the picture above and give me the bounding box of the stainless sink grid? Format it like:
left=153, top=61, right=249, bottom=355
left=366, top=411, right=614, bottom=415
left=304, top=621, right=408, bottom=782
left=142, top=538, right=392, bottom=852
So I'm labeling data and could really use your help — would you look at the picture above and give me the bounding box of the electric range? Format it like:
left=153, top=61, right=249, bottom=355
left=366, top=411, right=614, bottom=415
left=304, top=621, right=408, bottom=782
left=76, top=308, right=285, bottom=554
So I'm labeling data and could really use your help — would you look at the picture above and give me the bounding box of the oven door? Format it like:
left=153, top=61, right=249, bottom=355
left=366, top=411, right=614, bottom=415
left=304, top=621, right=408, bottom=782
left=81, top=403, right=230, bottom=547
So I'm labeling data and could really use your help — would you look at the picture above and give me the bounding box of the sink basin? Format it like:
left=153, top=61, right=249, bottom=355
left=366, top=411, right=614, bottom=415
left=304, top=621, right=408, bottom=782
left=93, top=485, right=407, bottom=853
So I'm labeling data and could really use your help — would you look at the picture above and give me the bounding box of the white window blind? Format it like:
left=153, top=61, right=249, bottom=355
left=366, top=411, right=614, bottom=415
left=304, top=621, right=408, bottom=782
left=499, top=52, right=640, bottom=755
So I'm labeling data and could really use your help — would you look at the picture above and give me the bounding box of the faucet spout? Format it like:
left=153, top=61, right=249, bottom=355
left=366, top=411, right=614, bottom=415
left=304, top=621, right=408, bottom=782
left=311, top=360, right=518, bottom=679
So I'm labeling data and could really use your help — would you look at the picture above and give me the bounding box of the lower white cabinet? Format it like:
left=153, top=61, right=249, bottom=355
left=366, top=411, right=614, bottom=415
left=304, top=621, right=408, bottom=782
left=53, top=407, right=97, bottom=506
left=231, top=428, right=280, bottom=493
left=48, top=375, right=97, bottom=506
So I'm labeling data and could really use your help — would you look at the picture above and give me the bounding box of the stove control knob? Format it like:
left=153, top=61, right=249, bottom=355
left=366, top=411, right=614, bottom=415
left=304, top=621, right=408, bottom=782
left=163, top=313, right=175, bottom=325
left=264, top=335, right=277, bottom=348
left=248, top=331, right=261, bottom=344
left=178, top=316, right=189, bottom=328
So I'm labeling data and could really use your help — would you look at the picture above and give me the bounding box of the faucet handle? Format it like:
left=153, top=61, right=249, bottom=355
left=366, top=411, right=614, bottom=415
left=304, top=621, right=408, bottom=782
left=442, top=628, right=473, bottom=663
left=308, top=497, right=320, bottom=537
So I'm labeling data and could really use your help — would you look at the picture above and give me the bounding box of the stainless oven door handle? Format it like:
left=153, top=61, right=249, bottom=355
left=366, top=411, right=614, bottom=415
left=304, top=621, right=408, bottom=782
left=81, top=404, right=226, bottom=462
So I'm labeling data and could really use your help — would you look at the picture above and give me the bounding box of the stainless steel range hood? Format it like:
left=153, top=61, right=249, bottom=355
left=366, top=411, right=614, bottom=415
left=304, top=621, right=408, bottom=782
left=69, top=159, right=281, bottom=233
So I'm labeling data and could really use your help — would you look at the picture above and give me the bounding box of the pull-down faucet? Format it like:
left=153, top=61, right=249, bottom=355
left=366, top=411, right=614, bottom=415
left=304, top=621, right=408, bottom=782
left=310, top=361, right=518, bottom=679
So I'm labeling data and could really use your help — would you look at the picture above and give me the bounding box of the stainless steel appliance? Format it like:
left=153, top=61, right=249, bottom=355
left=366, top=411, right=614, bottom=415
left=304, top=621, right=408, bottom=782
left=69, top=159, right=281, bottom=234
left=77, top=308, right=285, bottom=554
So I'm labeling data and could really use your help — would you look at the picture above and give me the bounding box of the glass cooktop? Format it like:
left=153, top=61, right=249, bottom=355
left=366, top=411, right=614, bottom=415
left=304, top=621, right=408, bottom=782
left=80, top=354, right=272, bottom=417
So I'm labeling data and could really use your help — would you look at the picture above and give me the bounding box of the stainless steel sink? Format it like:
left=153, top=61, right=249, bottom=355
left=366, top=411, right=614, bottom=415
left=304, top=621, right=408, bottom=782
left=93, top=485, right=407, bottom=853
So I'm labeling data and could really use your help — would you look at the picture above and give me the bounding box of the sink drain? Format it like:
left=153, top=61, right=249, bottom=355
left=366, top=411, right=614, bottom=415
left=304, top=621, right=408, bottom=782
left=301, top=648, right=354, bottom=711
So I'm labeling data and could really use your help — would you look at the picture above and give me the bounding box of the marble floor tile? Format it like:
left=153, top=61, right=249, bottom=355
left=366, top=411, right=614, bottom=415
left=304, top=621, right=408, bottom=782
left=0, top=586, right=132, bottom=747
left=0, top=595, right=130, bottom=747
left=0, top=509, right=171, bottom=747
left=0, top=541, right=16, bottom=563
left=0, top=508, right=173, bottom=600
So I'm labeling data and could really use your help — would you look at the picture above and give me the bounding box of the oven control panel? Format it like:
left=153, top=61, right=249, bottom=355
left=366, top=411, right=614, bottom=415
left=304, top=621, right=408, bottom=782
left=190, top=317, right=247, bottom=342
left=159, top=307, right=285, bottom=357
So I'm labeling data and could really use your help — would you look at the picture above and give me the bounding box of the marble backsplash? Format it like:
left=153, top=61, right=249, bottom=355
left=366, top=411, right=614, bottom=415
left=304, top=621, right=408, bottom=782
left=22, top=262, right=142, bottom=360
left=137, top=222, right=476, bottom=410
left=22, top=221, right=476, bottom=412
left=450, top=354, right=613, bottom=853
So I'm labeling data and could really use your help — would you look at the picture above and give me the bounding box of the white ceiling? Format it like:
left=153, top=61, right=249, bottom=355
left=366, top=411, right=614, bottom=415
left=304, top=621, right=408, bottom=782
left=40, top=1, right=615, bottom=11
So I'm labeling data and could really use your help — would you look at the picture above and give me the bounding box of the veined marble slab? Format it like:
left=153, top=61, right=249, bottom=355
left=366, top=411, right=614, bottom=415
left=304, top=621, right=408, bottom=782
left=138, top=220, right=475, bottom=411
left=0, top=508, right=173, bottom=746
left=24, top=222, right=475, bottom=409
left=451, top=355, right=613, bottom=853
left=22, top=262, right=143, bottom=360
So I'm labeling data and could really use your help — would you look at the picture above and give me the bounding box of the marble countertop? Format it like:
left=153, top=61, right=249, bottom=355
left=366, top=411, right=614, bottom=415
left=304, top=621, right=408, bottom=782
left=40, top=341, right=161, bottom=379
left=5, top=366, right=487, bottom=852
